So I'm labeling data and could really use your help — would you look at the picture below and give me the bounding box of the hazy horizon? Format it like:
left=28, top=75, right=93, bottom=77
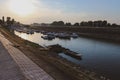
left=0, top=0, right=120, bottom=24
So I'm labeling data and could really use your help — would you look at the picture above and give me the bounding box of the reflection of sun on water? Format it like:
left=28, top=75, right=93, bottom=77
left=9, top=0, right=35, bottom=16
left=15, top=31, right=35, bottom=42
left=20, top=34, right=28, bottom=40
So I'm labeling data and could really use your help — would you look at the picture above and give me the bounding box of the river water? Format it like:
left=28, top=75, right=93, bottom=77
left=15, top=31, right=120, bottom=80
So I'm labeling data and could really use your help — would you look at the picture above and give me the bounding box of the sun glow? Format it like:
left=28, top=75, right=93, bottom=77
left=9, top=0, right=36, bottom=16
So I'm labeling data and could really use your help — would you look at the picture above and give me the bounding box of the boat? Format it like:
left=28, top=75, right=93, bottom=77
left=71, top=33, right=79, bottom=38
left=57, top=33, right=71, bottom=39
left=46, top=32, right=55, bottom=36
left=41, top=31, right=46, bottom=35
left=64, top=50, right=82, bottom=60
left=41, top=35, right=55, bottom=40
left=48, top=44, right=82, bottom=60
left=41, top=36, right=48, bottom=39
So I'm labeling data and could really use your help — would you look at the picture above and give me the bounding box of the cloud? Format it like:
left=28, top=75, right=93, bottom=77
left=0, top=0, right=119, bottom=24
left=27, top=1, right=88, bottom=24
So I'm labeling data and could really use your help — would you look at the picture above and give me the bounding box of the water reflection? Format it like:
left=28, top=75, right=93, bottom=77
left=15, top=31, right=120, bottom=80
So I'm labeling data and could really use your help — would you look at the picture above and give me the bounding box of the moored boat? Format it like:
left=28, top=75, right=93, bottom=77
left=71, top=33, right=79, bottom=38
left=41, top=35, right=55, bottom=40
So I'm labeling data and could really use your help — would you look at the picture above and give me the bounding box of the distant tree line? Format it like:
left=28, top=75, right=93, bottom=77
left=51, top=21, right=65, bottom=26
left=51, top=20, right=120, bottom=27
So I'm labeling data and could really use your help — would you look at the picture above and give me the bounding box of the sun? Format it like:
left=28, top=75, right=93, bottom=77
left=9, top=0, right=36, bottom=16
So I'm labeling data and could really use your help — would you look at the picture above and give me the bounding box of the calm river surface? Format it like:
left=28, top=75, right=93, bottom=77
left=15, top=31, right=120, bottom=80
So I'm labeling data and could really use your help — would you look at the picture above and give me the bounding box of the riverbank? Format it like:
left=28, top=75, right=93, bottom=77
left=0, top=27, right=73, bottom=80
left=0, top=32, right=54, bottom=80
left=0, top=26, right=108, bottom=80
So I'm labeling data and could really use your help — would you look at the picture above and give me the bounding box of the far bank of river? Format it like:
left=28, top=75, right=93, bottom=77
left=15, top=31, right=120, bottom=80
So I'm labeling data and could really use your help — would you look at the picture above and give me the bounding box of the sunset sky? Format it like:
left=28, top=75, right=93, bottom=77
left=0, top=0, right=120, bottom=24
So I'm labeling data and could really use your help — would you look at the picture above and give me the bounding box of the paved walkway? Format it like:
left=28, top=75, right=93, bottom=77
left=0, top=33, right=54, bottom=80
left=0, top=42, right=26, bottom=80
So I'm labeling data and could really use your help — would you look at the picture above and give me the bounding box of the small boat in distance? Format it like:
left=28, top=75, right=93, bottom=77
left=71, top=33, right=79, bottom=38
left=41, top=35, right=55, bottom=40
left=40, top=31, right=79, bottom=40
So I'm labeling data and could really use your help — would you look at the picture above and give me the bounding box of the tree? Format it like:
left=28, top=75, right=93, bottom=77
left=0, top=19, right=2, bottom=24
left=66, top=23, right=72, bottom=26
left=107, top=23, right=111, bottom=27
left=80, top=21, right=88, bottom=26
left=102, top=20, right=107, bottom=27
left=112, top=23, right=118, bottom=27
left=93, top=21, right=102, bottom=27
left=11, top=19, right=15, bottom=24
left=51, top=21, right=64, bottom=26
left=6, top=17, right=11, bottom=26
left=58, top=21, right=64, bottom=26
left=2, top=16, right=5, bottom=23
left=98, top=20, right=103, bottom=27
left=84, top=22, right=88, bottom=26
left=74, top=23, right=79, bottom=26
left=88, top=21, right=93, bottom=26
left=51, top=21, right=58, bottom=25
left=80, top=21, right=84, bottom=26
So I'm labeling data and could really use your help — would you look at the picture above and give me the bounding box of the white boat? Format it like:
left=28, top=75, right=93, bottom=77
left=57, top=33, right=70, bottom=39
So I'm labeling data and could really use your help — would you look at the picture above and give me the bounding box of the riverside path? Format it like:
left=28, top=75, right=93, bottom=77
left=0, top=33, right=54, bottom=80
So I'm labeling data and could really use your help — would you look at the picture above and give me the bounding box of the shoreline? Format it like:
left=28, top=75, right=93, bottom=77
left=0, top=26, right=109, bottom=80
